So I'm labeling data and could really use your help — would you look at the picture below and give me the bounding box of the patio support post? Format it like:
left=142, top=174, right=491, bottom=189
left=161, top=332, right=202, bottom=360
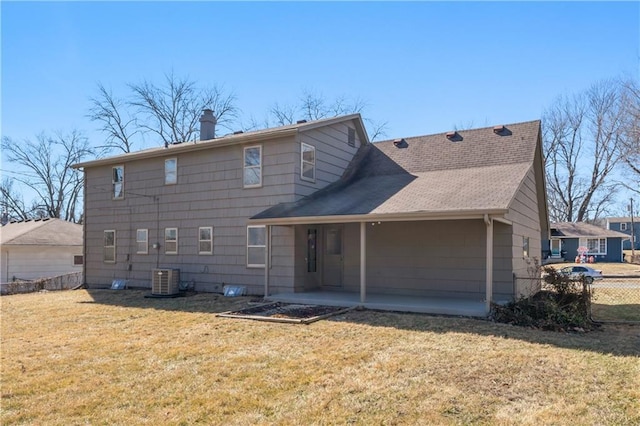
left=484, top=214, right=493, bottom=315
left=264, top=225, right=270, bottom=297
left=360, top=221, right=366, bottom=303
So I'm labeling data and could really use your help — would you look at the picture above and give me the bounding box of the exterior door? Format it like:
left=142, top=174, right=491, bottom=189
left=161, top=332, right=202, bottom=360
left=551, top=239, right=561, bottom=257
left=323, top=226, right=343, bottom=287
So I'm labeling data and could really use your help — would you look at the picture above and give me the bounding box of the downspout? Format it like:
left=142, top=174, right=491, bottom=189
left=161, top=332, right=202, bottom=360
left=360, top=221, right=366, bottom=303
left=484, top=214, right=493, bottom=315
left=264, top=225, right=271, bottom=297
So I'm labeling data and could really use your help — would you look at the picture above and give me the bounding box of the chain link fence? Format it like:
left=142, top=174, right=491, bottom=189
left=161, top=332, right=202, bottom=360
left=512, top=274, right=640, bottom=324
left=589, top=277, right=640, bottom=323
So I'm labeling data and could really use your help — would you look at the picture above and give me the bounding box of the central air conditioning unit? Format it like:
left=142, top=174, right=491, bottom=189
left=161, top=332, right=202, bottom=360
left=151, top=268, right=180, bottom=296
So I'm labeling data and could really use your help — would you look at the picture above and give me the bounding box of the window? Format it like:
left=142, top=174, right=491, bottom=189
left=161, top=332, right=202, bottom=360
left=348, top=127, right=356, bottom=147
left=112, top=166, right=124, bottom=199
left=621, top=223, right=628, bottom=231
left=586, top=238, right=606, bottom=255
left=104, top=230, right=116, bottom=263
left=73, top=255, right=84, bottom=266
left=199, top=227, right=213, bottom=255
left=165, top=228, right=178, bottom=254
left=247, top=225, right=266, bottom=267
left=301, top=143, right=316, bottom=181
left=243, top=146, right=262, bottom=187
left=523, top=236, right=530, bottom=257
left=165, top=158, right=177, bottom=185
left=136, top=229, right=148, bottom=254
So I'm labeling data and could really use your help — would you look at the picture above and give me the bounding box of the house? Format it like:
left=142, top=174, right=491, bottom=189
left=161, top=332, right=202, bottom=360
left=0, top=218, right=83, bottom=283
left=606, top=217, right=640, bottom=250
left=73, top=112, right=549, bottom=316
left=547, top=222, right=629, bottom=263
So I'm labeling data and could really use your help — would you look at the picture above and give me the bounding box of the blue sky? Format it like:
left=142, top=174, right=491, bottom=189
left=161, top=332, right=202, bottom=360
left=2, top=1, right=638, bottom=143
left=1, top=1, right=639, bottom=210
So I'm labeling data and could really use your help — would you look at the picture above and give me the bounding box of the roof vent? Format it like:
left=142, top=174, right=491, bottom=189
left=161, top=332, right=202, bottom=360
left=446, top=131, right=462, bottom=142
left=393, top=138, right=407, bottom=148
left=233, top=130, right=244, bottom=135
left=493, top=125, right=505, bottom=134
left=296, top=119, right=307, bottom=124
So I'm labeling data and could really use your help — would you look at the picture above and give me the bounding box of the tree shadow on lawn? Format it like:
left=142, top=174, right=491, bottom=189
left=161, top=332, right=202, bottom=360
left=82, top=289, right=639, bottom=357
left=327, top=309, right=640, bottom=357
left=82, top=288, right=252, bottom=315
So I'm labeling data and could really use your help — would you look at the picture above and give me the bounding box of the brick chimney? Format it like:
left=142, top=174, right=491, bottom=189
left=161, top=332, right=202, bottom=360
left=199, top=109, right=217, bottom=141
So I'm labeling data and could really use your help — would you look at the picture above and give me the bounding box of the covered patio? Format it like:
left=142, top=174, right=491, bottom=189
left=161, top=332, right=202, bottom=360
left=266, top=290, right=489, bottom=317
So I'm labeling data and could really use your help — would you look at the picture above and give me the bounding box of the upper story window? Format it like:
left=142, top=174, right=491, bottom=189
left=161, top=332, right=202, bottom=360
left=165, top=158, right=177, bottom=185
left=621, top=223, right=628, bottom=231
left=523, top=236, right=530, bottom=257
left=112, top=165, right=124, bottom=199
left=199, top=226, right=213, bottom=255
left=348, top=127, right=356, bottom=147
left=165, top=228, right=178, bottom=254
left=104, top=230, right=116, bottom=263
left=244, top=146, right=262, bottom=187
left=136, top=229, right=148, bottom=254
left=301, top=143, right=316, bottom=182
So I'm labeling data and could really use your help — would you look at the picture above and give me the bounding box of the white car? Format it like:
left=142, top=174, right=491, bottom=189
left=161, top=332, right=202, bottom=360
left=559, top=266, right=603, bottom=284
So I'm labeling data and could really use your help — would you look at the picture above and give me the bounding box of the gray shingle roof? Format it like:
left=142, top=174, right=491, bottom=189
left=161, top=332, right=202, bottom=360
left=0, top=218, right=83, bottom=246
left=73, top=113, right=368, bottom=169
left=551, top=222, right=630, bottom=239
left=252, top=120, right=541, bottom=222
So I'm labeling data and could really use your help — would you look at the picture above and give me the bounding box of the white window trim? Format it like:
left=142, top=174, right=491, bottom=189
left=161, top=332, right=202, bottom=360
left=243, top=145, right=262, bottom=188
left=523, top=236, right=530, bottom=258
left=198, top=226, right=213, bottom=255
left=301, top=142, right=316, bottom=182
left=104, top=230, right=116, bottom=263
left=347, top=127, right=356, bottom=147
left=582, top=237, right=607, bottom=255
left=136, top=229, right=148, bottom=254
left=247, top=225, right=266, bottom=268
left=620, top=223, right=627, bottom=231
left=112, top=165, right=124, bottom=200
left=165, top=158, right=177, bottom=185
left=165, top=228, right=178, bottom=255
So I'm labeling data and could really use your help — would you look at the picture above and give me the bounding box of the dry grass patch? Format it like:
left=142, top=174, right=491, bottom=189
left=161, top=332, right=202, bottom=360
left=2, top=289, right=639, bottom=425
left=591, top=287, right=640, bottom=322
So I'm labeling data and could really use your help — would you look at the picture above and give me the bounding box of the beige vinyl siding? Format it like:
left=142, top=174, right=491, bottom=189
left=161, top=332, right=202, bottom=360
left=341, top=221, right=513, bottom=300
left=82, top=135, right=301, bottom=294
left=505, top=166, right=543, bottom=296
left=295, top=121, right=361, bottom=198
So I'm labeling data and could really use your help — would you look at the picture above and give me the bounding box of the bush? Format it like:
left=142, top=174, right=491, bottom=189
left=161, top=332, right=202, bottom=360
left=491, top=266, right=594, bottom=331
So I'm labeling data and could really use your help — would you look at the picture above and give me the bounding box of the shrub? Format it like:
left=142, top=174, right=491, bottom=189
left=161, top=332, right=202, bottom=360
left=491, top=266, right=594, bottom=331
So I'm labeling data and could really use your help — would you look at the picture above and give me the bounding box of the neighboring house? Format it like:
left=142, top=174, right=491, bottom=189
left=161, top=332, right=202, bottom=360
left=74, top=112, right=549, bottom=315
left=547, top=222, right=629, bottom=263
left=606, top=217, right=640, bottom=250
left=0, top=218, right=83, bottom=283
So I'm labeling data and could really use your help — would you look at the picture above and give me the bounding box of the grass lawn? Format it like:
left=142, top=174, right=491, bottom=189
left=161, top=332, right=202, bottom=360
left=591, top=287, right=640, bottom=322
left=2, top=289, right=639, bottom=425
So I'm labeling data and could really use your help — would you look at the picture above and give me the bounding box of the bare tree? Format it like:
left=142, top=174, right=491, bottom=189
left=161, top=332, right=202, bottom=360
left=88, top=83, right=138, bottom=153
left=1, top=130, right=94, bottom=222
left=89, top=72, right=239, bottom=152
left=267, top=89, right=388, bottom=141
left=619, top=78, right=640, bottom=196
left=543, top=79, right=627, bottom=222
